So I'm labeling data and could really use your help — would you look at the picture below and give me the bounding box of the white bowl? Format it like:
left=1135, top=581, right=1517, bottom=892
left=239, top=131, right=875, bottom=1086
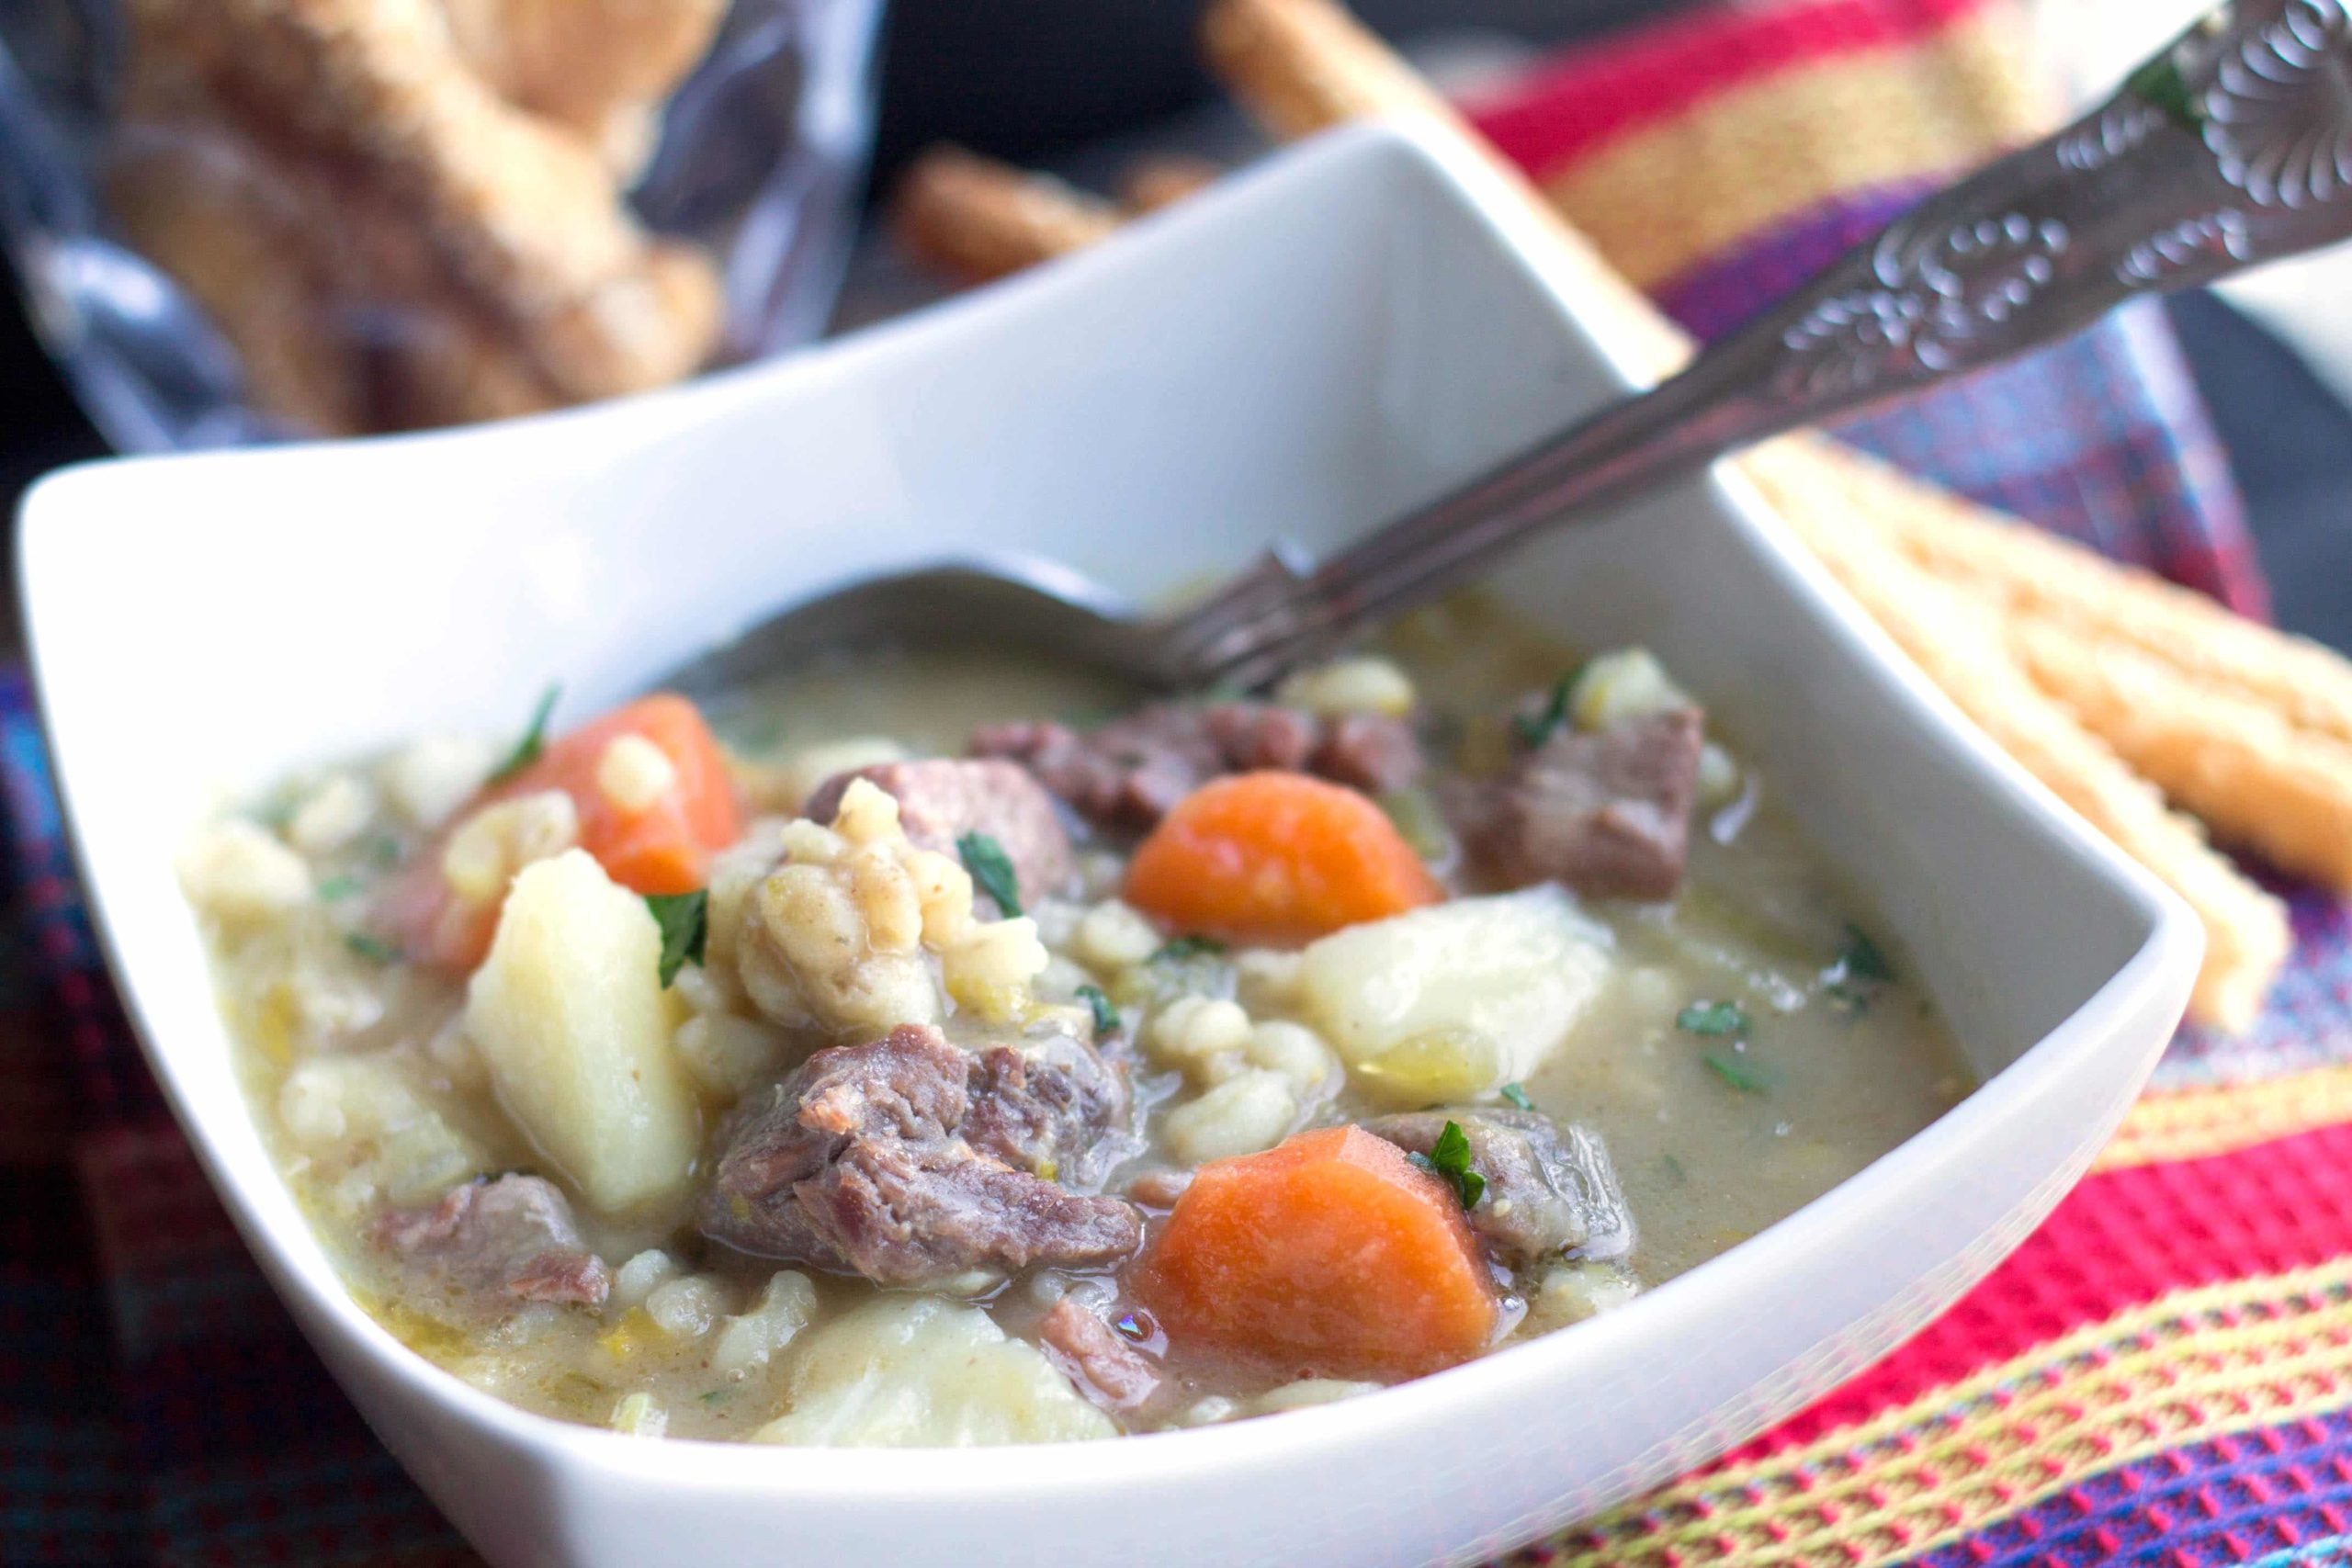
left=19, top=121, right=2199, bottom=1568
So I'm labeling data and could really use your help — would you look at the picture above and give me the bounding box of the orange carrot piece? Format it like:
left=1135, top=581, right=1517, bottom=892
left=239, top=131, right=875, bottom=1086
left=1122, top=772, right=1440, bottom=944
left=499, top=694, right=742, bottom=897
left=382, top=694, right=742, bottom=970
left=1134, top=1125, right=1497, bottom=1381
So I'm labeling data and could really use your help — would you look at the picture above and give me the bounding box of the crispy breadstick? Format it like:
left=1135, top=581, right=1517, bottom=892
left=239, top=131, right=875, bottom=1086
left=1828, top=451, right=2352, bottom=753
left=2009, top=615, right=2352, bottom=889
left=893, top=146, right=1125, bottom=285
left=1746, top=440, right=2290, bottom=1033
left=434, top=0, right=725, bottom=154
left=132, top=0, right=721, bottom=403
left=1200, top=0, right=2290, bottom=1028
left=107, top=126, right=368, bottom=434
left=1119, top=154, right=1225, bottom=213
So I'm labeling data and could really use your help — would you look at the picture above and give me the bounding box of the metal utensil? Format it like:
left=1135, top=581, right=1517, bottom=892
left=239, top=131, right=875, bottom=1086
left=659, top=0, right=2352, bottom=702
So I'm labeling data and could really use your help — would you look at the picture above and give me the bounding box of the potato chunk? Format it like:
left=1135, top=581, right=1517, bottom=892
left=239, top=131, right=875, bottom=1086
left=1297, top=886, right=1611, bottom=1102
left=752, top=1295, right=1115, bottom=1448
left=464, top=850, right=698, bottom=1212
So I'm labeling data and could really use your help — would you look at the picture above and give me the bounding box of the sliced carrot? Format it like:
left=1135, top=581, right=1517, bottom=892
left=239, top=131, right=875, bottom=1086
left=382, top=694, right=742, bottom=971
left=498, top=694, right=742, bottom=897
left=1133, top=1125, right=1497, bottom=1381
left=1122, top=772, right=1440, bottom=944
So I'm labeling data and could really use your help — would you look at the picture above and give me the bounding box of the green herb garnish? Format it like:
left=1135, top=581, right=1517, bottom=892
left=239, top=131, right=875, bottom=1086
left=344, top=931, right=401, bottom=964
left=1500, top=1081, right=1535, bottom=1111
left=1407, top=1119, right=1486, bottom=1209
left=1677, top=999, right=1749, bottom=1038
left=1826, top=924, right=1894, bottom=1014
left=956, top=830, right=1023, bottom=917
left=645, top=890, right=708, bottom=987
left=1659, top=1153, right=1690, bottom=1186
left=699, top=1388, right=732, bottom=1405
left=1702, top=1050, right=1776, bottom=1094
left=1510, top=664, right=1586, bottom=750
left=1149, top=934, right=1227, bottom=964
left=1838, top=924, right=1894, bottom=982
left=315, top=874, right=363, bottom=902
left=367, top=833, right=404, bottom=868
left=487, top=683, right=560, bottom=784
left=1077, top=984, right=1120, bottom=1039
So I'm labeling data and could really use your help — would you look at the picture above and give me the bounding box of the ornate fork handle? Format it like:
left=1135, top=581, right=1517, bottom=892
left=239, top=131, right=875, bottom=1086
left=1162, top=0, right=2352, bottom=693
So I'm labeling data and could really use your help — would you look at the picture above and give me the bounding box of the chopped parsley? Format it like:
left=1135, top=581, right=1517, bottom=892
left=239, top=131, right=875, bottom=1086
left=1702, top=1050, right=1777, bottom=1094
left=1077, top=984, right=1121, bottom=1039
left=344, top=931, right=401, bottom=964
left=956, top=830, right=1023, bottom=917
left=1510, top=664, right=1586, bottom=750
left=1677, top=999, right=1749, bottom=1038
left=366, top=833, right=404, bottom=868
left=645, top=890, right=708, bottom=987
left=1149, top=934, right=1227, bottom=964
left=1500, top=1081, right=1535, bottom=1111
left=486, top=683, right=560, bottom=785
left=315, top=874, right=363, bottom=902
left=1407, top=1119, right=1486, bottom=1209
left=1826, top=923, right=1895, bottom=1014
left=1659, top=1153, right=1690, bottom=1186
left=699, top=1388, right=733, bottom=1405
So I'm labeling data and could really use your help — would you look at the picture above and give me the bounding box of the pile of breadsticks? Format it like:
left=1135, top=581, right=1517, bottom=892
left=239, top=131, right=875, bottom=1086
left=111, top=0, right=728, bottom=436
left=894, top=0, right=2352, bottom=1036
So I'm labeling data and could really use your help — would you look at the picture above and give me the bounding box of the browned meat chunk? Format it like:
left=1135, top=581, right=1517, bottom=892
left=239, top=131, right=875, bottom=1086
left=699, top=1023, right=1143, bottom=1287
left=1452, top=709, right=1703, bottom=899
left=803, top=759, right=1078, bottom=906
left=374, top=1173, right=609, bottom=1314
left=971, top=702, right=1422, bottom=829
left=1365, top=1110, right=1633, bottom=1267
left=1038, top=1296, right=1162, bottom=1413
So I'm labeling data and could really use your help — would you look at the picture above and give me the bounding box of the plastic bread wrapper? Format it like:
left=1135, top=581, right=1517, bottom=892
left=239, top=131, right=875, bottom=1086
left=0, top=0, right=884, bottom=449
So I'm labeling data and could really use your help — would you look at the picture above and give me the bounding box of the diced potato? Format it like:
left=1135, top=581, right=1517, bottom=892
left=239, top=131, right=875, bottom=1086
left=1570, top=648, right=1694, bottom=732
left=464, top=850, right=699, bottom=1212
left=1274, top=656, right=1417, bottom=718
left=1297, top=886, right=1612, bottom=1103
left=752, top=1295, right=1116, bottom=1448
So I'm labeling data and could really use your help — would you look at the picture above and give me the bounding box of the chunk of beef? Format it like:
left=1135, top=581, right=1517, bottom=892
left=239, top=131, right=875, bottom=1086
left=803, top=758, right=1078, bottom=905
left=1452, top=708, right=1702, bottom=900
left=374, top=1173, right=609, bottom=1314
left=699, top=1023, right=1143, bottom=1287
left=1038, top=1296, right=1162, bottom=1414
left=971, top=702, right=1423, bottom=829
left=1366, top=1110, right=1633, bottom=1267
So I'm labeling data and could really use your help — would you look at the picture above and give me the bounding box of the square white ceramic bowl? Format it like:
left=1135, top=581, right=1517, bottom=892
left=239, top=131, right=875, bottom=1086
left=20, top=121, right=2198, bottom=1568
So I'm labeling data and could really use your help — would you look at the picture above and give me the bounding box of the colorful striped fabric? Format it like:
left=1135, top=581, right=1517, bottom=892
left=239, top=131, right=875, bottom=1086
left=4, top=1, right=2348, bottom=1564
left=1457, top=2, right=2352, bottom=1564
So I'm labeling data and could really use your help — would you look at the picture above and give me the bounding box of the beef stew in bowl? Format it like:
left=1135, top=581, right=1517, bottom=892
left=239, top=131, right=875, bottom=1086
left=181, top=595, right=1973, bottom=1446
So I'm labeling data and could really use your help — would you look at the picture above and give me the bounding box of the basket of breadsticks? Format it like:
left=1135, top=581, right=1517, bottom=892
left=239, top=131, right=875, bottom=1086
left=886, top=0, right=2352, bottom=1043
left=0, top=0, right=881, bottom=446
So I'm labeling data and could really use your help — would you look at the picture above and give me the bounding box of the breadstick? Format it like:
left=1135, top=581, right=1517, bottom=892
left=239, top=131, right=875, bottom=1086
left=2009, top=615, right=2352, bottom=889
left=434, top=0, right=725, bottom=155
left=135, top=0, right=722, bottom=402
left=893, top=146, right=1124, bottom=286
left=1119, top=154, right=1224, bottom=214
left=1203, top=0, right=2290, bottom=1029
left=1828, top=450, right=2352, bottom=752
left=1745, top=441, right=2290, bottom=1033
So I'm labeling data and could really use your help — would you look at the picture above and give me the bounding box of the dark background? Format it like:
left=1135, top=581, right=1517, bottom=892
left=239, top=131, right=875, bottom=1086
left=5, top=0, right=2347, bottom=647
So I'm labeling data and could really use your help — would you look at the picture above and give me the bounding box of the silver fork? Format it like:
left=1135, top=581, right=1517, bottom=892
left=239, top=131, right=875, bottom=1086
left=659, top=0, right=2352, bottom=701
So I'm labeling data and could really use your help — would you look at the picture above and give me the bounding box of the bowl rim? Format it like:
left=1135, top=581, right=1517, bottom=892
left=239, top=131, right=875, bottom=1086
left=17, top=117, right=2201, bottom=1502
